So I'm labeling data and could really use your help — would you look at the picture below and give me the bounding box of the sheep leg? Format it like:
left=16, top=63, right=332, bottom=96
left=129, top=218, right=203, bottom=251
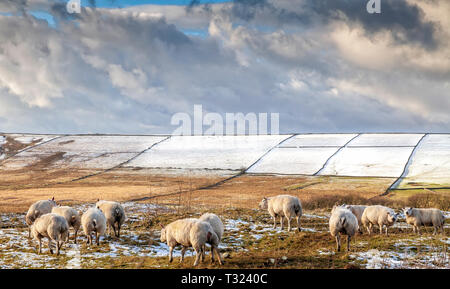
left=280, top=216, right=284, bottom=230
left=48, top=239, right=54, bottom=254
left=347, top=235, right=351, bottom=252
left=297, top=215, right=301, bottom=232
left=96, top=232, right=100, bottom=245
left=367, top=223, right=372, bottom=235
left=335, top=235, right=341, bottom=252
left=38, top=237, right=42, bottom=254
left=117, top=224, right=121, bottom=238
left=379, top=224, right=383, bottom=235
left=201, top=246, right=206, bottom=262
left=169, top=246, right=174, bottom=263
left=28, top=227, right=31, bottom=239
left=210, top=245, right=215, bottom=263
left=180, top=246, right=187, bottom=263
left=272, top=215, right=277, bottom=229
left=385, top=226, right=388, bottom=236
left=416, top=226, right=421, bottom=235
left=56, top=241, right=61, bottom=256
left=193, top=249, right=201, bottom=266
left=112, top=223, right=117, bottom=238
left=74, top=229, right=78, bottom=244
left=214, top=246, right=223, bottom=265
left=287, top=216, right=291, bottom=232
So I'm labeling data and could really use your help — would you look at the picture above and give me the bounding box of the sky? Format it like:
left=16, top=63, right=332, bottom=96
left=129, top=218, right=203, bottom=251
left=0, top=0, right=449, bottom=134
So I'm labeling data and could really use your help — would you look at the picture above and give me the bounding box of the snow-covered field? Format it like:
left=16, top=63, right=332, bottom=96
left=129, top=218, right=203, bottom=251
left=0, top=133, right=449, bottom=185
left=125, top=135, right=290, bottom=172
left=349, top=236, right=449, bottom=269
left=0, top=136, right=5, bottom=160
left=280, top=134, right=357, bottom=147
left=247, top=147, right=339, bottom=175
left=347, top=134, right=424, bottom=147
left=318, top=147, right=415, bottom=177
left=398, top=134, right=450, bottom=187
left=1, top=135, right=167, bottom=170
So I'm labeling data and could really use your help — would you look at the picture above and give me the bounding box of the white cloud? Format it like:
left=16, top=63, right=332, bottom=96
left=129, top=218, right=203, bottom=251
left=0, top=1, right=448, bottom=134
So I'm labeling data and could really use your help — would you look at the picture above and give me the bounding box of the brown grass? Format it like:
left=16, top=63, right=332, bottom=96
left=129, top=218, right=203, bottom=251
left=0, top=136, right=43, bottom=158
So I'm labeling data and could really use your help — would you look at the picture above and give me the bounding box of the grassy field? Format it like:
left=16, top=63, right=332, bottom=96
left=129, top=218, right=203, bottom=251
left=0, top=169, right=448, bottom=269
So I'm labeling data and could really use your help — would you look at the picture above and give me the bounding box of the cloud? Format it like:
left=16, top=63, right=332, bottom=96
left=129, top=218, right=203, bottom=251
left=0, top=1, right=448, bottom=134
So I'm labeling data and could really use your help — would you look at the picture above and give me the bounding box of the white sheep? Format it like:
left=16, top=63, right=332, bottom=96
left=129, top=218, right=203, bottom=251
left=25, top=197, right=57, bottom=238
left=199, top=213, right=224, bottom=241
left=402, top=207, right=446, bottom=235
left=344, top=205, right=367, bottom=234
left=81, top=207, right=107, bottom=245
left=160, top=218, right=223, bottom=266
left=199, top=213, right=224, bottom=261
left=329, top=205, right=359, bottom=252
left=95, top=200, right=126, bottom=237
left=361, top=205, right=398, bottom=235
left=258, top=195, right=302, bottom=232
left=31, top=213, right=69, bottom=255
left=51, top=206, right=81, bottom=243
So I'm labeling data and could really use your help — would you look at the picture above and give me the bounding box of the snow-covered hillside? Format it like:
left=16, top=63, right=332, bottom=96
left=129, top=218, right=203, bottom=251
left=0, top=133, right=448, bottom=188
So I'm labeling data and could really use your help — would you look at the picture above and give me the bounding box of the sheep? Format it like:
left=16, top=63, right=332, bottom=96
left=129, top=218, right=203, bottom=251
left=329, top=205, right=359, bottom=252
left=81, top=207, right=107, bottom=245
left=199, top=213, right=224, bottom=261
left=160, top=218, right=223, bottom=266
left=31, top=213, right=69, bottom=255
left=361, top=205, right=399, bottom=235
left=258, top=195, right=302, bottom=232
left=199, top=213, right=224, bottom=241
left=25, top=197, right=57, bottom=238
left=95, top=200, right=126, bottom=237
left=344, top=205, right=367, bottom=234
left=402, top=207, right=446, bottom=235
left=51, top=206, right=81, bottom=243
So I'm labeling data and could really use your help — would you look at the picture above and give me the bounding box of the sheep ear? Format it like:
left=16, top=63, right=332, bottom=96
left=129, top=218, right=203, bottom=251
left=52, top=196, right=55, bottom=201
left=97, top=198, right=100, bottom=202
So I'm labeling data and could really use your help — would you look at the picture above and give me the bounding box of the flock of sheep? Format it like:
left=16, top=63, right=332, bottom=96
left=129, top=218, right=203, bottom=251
left=25, top=197, right=125, bottom=255
left=259, top=194, right=446, bottom=253
left=23, top=194, right=447, bottom=266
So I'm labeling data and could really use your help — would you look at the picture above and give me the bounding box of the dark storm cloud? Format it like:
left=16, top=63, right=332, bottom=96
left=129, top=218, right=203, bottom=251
left=216, top=0, right=439, bottom=49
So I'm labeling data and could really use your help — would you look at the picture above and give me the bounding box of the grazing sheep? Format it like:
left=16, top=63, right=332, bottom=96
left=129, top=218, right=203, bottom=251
left=95, top=200, right=126, bottom=237
left=25, top=197, right=57, bottom=238
left=329, top=205, right=359, bottom=252
left=361, top=205, right=398, bottom=235
left=81, top=207, right=107, bottom=245
left=160, top=218, right=223, bottom=266
left=199, top=213, right=224, bottom=261
left=344, top=205, right=367, bottom=234
left=31, top=213, right=69, bottom=255
left=258, top=195, right=302, bottom=232
left=51, top=206, right=81, bottom=243
left=199, top=213, right=224, bottom=241
left=403, top=207, right=446, bottom=235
